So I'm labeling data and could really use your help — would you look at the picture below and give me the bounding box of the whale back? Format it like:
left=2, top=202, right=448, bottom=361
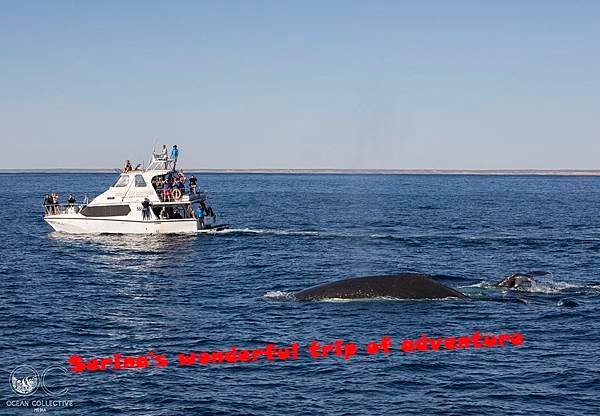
left=294, top=273, right=468, bottom=301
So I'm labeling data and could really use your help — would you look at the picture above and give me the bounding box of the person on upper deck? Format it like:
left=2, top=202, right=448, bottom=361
left=123, top=160, right=132, bottom=173
left=67, top=194, right=76, bottom=206
left=170, top=145, right=179, bottom=170
left=160, top=145, right=169, bottom=168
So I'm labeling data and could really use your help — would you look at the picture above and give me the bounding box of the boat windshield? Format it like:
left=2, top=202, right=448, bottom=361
left=113, top=175, right=130, bottom=188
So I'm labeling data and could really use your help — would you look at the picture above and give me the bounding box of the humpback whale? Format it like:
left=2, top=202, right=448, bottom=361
left=557, top=298, right=578, bottom=308
left=294, top=273, right=469, bottom=301
left=494, top=271, right=551, bottom=289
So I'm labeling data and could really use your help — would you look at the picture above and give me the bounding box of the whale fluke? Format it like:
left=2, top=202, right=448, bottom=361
left=294, top=273, right=468, bottom=301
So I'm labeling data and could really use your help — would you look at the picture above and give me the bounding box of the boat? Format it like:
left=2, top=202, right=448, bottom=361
left=43, top=148, right=229, bottom=234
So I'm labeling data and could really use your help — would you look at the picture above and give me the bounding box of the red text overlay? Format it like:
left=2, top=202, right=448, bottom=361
left=68, top=331, right=524, bottom=373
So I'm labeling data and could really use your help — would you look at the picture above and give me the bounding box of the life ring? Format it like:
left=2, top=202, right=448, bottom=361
left=172, top=188, right=182, bottom=200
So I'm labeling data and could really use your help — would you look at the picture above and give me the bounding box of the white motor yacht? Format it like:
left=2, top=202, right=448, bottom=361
left=44, top=151, right=228, bottom=234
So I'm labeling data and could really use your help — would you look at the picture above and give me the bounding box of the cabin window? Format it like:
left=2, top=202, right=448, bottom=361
left=113, top=175, right=130, bottom=188
left=80, top=205, right=131, bottom=217
left=135, top=175, right=147, bottom=187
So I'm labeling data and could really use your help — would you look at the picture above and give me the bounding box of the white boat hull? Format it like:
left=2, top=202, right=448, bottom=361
left=44, top=214, right=208, bottom=234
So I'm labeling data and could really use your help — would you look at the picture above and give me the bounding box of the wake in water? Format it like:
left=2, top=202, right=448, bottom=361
left=216, top=228, right=321, bottom=236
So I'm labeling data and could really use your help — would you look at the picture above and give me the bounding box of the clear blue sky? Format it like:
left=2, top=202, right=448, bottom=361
left=1, top=0, right=599, bottom=169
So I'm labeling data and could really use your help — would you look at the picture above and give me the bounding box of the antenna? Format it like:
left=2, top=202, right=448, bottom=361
left=149, top=138, right=159, bottom=170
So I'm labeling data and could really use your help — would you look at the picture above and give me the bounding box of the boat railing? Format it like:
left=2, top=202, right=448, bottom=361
left=43, top=204, right=85, bottom=217
left=147, top=154, right=176, bottom=171
left=154, top=187, right=206, bottom=203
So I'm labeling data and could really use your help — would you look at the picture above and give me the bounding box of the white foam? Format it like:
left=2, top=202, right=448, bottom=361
left=263, top=291, right=295, bottom=300
left=459, top=282, right=490, bottom=289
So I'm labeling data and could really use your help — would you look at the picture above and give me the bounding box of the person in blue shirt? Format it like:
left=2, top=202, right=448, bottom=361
left=170, top=145, right=179, bottom=170
left=195, top=206, right=205, bottom=228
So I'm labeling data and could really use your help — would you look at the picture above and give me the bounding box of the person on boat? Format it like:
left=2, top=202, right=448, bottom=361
left=195, top=206, right=205, bottom=228
left=123, top=160, right=132, bottom=173
left=173, top=209, right=182, bottom=219
left=51, top=192, right=59, bottom=215
left=175, top=178, right=185, bottom=195
left=160, top=207, right=168, bottom=219
left=188, top=175, right=197, bottom=194
left=154, top=177, right=163, bottom=192
left=162, top=180, right=171, bottom=202
left=43, top=194, right=52, bottom=215
left=160, top=145, right=169, bottom=168
left=178, top=168, right=185, bottom=182
left=67, top=194, right=76, bottom=206
left=170, top=145, right=179, bottom=170
left=142, top=198, right=151, bottom=220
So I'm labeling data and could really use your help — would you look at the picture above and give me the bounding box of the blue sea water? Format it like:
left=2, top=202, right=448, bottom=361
left=1, top=173, right=600, bottom=415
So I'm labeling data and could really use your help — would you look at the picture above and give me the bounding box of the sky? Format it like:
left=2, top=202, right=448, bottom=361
left=0, top=0, right=599, bottom=170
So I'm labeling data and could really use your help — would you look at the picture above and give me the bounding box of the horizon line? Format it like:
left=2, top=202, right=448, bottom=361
left=2, top=168, right=600, bottom=176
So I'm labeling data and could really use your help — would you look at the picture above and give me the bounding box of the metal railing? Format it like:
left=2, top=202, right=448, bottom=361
left=153, top=186, right=206, bottom=203
left=43, top=204, right=85, bottom=216
left=147, top=155, right=177, bottom=171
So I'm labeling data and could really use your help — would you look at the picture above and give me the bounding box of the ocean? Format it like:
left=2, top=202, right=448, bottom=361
left=1, top=172, right=599, bottom=415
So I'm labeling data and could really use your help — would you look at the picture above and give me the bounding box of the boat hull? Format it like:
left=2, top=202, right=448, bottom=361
left=44, top=214, right=201, bottom=234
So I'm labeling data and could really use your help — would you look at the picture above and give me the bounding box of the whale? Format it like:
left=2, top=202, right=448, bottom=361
left=494, top=271, right=551, bottom=289
left=293, top=273, right=469, bottom=301
left=557, top=298, right=578, bottom=308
